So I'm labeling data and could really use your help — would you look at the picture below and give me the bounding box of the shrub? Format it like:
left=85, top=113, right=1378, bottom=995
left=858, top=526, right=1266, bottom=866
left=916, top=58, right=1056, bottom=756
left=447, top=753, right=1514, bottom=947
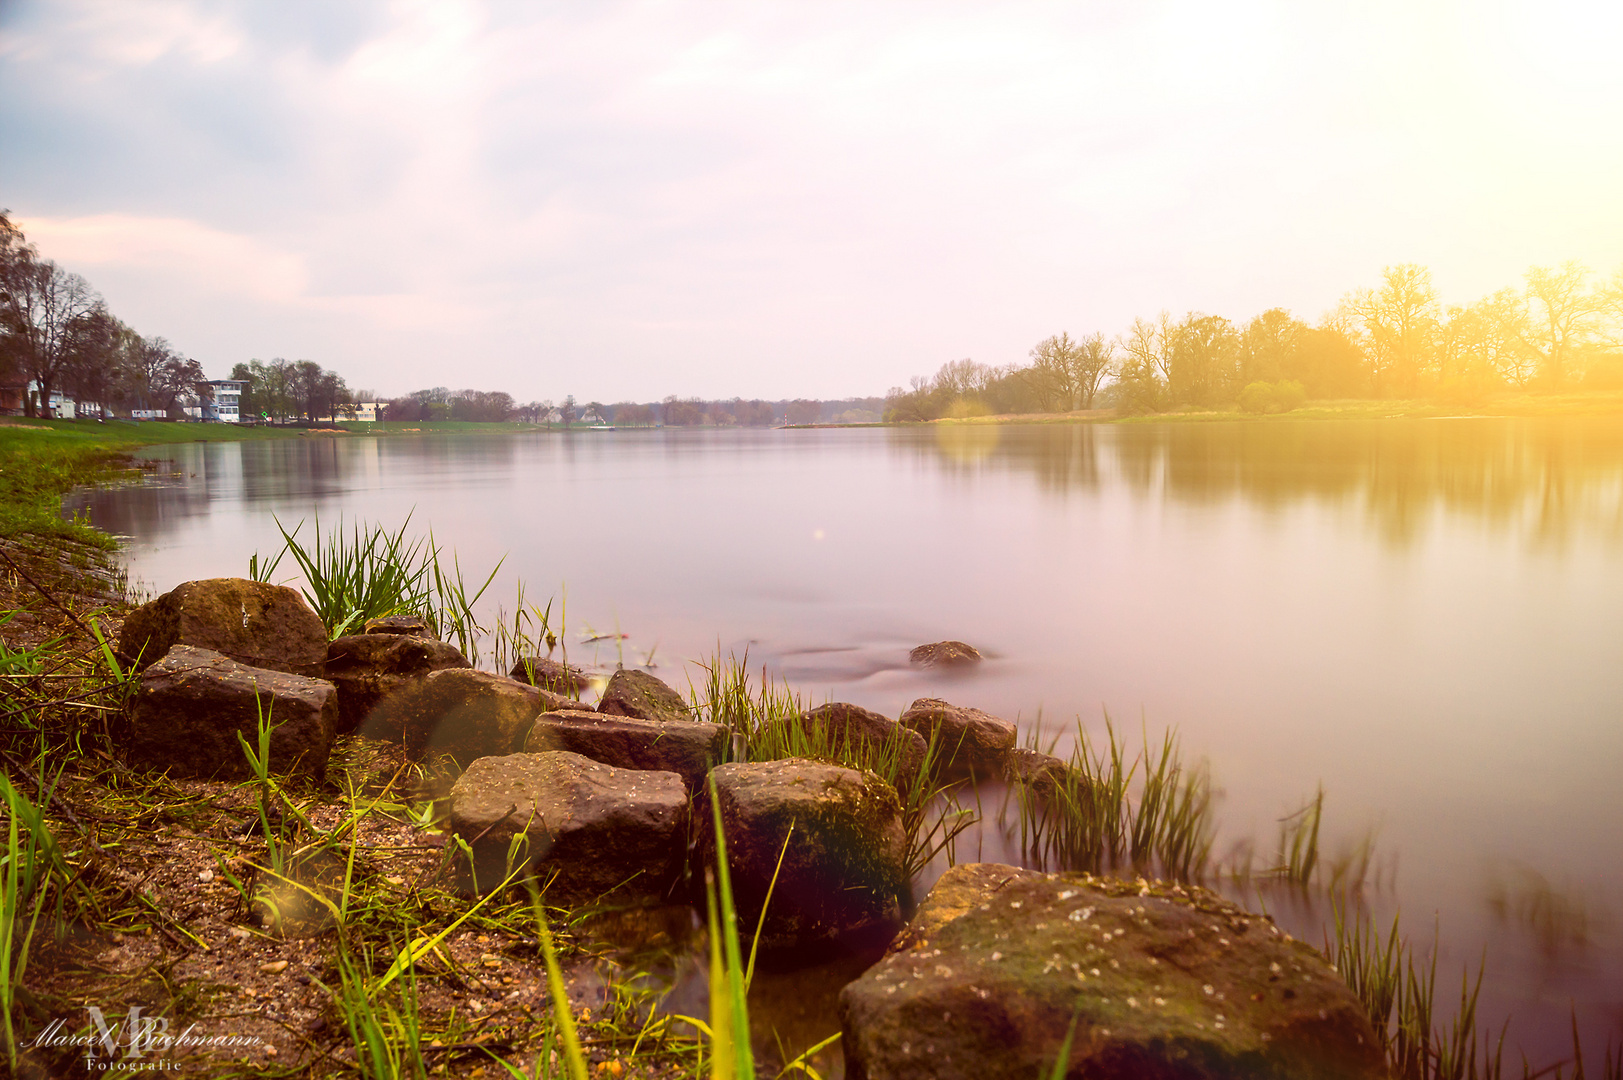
left=1237, top=379, right=1306, bottom=414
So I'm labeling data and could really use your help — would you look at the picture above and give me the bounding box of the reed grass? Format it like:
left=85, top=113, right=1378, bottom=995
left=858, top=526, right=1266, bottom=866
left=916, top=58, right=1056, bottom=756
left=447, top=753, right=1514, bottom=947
left=1272, top=784, right=1323, bottom=885
left=691, top=653, right=976, bottom=881
left=248, top=513, right=502, bottom=661
left=1013, top=714, right=1214, bottom=882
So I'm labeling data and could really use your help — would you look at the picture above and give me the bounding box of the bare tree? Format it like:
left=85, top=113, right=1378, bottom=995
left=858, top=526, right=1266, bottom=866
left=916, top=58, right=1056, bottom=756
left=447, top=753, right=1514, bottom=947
left=5, top=257, right=100, bottom=416
left=1524, top=261, right=1601, bottom=387
left=1342, top=264, right=1439, bottom=395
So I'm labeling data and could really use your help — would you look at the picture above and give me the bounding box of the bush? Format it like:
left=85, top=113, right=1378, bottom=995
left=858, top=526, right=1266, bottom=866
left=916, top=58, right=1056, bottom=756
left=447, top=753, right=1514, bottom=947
left=1237, top=379, right=1306, bottom=414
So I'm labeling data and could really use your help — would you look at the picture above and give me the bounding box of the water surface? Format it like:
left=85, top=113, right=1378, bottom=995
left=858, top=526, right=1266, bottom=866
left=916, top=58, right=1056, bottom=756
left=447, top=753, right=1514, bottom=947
left=69, top=420, right=1623, bottom=1056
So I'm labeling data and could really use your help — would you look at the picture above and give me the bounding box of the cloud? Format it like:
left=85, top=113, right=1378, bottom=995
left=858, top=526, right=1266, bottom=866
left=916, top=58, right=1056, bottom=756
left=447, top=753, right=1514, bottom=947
left=2, top=0, right=1622, bottom=399
left=15, top=213, right=307, bottom=303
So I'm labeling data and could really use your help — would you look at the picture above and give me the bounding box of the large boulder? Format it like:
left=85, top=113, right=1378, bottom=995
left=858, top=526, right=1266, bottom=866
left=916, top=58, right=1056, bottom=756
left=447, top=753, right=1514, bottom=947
left=509, top=656, right=592, bottom=696
left=801, top=703, right=928, bottom=794
left=899, top=697, right=1016, bottom=780
left=698, top=759, right=909, bottom=951
left=447, top=752, right=688, bottom=903
left=126, top=646, right=337, bottom=781
left=362, top=669, right=544, bottom=765
left=908, top=640, right=982, bottom=667
left=118, top=578, right=327, bottom=675
left=839, top=863, right=1384, bottom=1080
left=597, top=669, right=690, bottom=723
left=324, top=633, right=471, bottom=733
left=523, top=710, right=726, bottom=790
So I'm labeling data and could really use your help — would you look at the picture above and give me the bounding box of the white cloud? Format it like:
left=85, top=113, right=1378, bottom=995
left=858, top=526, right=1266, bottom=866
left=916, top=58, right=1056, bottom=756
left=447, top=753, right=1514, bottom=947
left=16, top=214, right=307, bottom=302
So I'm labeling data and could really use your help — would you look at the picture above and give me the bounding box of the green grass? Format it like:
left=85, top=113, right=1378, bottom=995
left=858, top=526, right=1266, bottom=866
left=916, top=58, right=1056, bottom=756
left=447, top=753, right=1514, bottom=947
left=250, top=513, right=503, bottom=660
left=1012, top=715, right=1214, bottom=883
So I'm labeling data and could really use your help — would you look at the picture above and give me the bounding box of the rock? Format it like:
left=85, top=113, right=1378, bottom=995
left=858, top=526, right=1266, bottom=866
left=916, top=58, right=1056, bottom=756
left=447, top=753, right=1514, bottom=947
left=118, top=578, right=327, bottom=675
left=448, top=752, right=688, bottom=903
left=523, top=710, right=726, bottom=789
left=801, top=703, right=928, bottom=794
left=364, top=614, right=435, bottom=637
left=509, top=656, right=592, bottom=695
left=698, top=759, right=908, bottom=950
left=839, top=863, right=1383, bottom=1080
left=597, top=668, right=691, bottom=723
left=899, top=698, right=1016, bottom=780
left=362, top=669, right=544, bottom=766
left=908, top=640, right=983, bottom=667
left=126, top=646, right=337, bottom=780
left=1003, top=747, right=1072, bottom=796
left=324, top=633, right=471, bottom=733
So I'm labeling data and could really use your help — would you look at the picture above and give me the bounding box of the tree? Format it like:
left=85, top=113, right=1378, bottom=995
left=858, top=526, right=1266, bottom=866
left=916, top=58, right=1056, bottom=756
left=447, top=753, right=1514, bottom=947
left=1441, top=289, right=1535, bottom=388
left=0, top=211, right=37, bottom=388
left=1524, top=261, right=1600, bottom=387
left=734, top=399, right=775, bottom=426
left=1025, top=334, right=1082, bottom=411
left=5, top=257, right=100, bottom=416
left=1342, top=264, right=1439, bottom=395
left=1167, top=313, right=1239, bottom=406
left=662, top=396, right=704, bottom=425
left=61, top=304, right=126, bottom=418
left=1239, top=309, right=1303, bottom=385
left=1071, top=333, right=1115, bottom=410
left=784, top=399, right=820, bottom=425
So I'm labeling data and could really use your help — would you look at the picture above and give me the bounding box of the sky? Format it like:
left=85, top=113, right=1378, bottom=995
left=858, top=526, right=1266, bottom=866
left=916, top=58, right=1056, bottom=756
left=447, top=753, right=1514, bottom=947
left=3, top=0, right=1622, bottom=402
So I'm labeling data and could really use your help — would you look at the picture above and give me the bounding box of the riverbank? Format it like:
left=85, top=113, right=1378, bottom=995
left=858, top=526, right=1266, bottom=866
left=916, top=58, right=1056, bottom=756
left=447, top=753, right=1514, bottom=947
left=922, top=389, right=1623, bottom=426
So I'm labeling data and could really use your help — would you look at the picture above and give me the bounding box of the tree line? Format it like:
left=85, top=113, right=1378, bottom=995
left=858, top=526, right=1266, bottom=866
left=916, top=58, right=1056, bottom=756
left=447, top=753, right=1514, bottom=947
left=886, top=262, right=1623, bottom=420
left=1, top=211, right=212, bottom=418
left=375, top=391, right=883, bottom=426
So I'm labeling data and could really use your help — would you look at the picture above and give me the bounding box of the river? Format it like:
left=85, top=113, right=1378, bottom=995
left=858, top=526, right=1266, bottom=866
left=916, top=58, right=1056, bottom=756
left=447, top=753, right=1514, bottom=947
left=66, top=418, right=1623, bottom=1058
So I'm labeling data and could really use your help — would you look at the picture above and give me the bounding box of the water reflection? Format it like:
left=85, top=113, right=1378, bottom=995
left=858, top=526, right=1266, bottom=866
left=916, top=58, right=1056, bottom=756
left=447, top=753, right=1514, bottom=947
left=64, top=421, right=1623, bottom=1058
left=1485, top=862, right=1613, bottom=964
left=908, top=418, right=1623, bottom=547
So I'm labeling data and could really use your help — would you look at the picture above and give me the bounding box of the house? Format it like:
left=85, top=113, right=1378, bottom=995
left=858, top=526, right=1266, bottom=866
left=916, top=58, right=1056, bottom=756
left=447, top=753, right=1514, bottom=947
left=203, top=379, right=246, bottom=423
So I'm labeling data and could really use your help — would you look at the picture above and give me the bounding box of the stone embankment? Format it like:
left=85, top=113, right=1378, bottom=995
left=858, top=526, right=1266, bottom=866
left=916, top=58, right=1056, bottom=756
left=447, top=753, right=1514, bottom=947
left=116, top=579, right=1381, bottom=1076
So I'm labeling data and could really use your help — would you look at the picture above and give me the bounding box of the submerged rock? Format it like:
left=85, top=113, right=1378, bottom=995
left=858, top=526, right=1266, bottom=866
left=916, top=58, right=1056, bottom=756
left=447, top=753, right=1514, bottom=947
left=447, top=751, right=688, bottom=903
left=908, top=640, right=982, bottom=667
left=118, top=578, right=327, bottom=675
left=597, top=669, right=690, bottom=723
left=363, top=668, right=545, bottom=765
left=839, top=863, right=1383, bottom=1080
left=126, top=645, right=337, bottom=780
left=697, top=759, right=908, bottom=951
left=899, top=697, right=1016, bottom=780
left=523, top=710, right=726, bottom=789
left=509, top=655, right=592, bottom=696
left=363, top=614, right=435, bottom=638
left=801, top=703, right=928, bottom=793
left=1004, top=747, right=1072, bottom=797
left=324, top=633, right=471, bottom=733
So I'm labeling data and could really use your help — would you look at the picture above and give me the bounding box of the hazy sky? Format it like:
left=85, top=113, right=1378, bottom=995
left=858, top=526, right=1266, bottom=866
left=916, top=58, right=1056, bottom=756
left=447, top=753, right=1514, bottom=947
left=3, top=0, right=1622, bottom=401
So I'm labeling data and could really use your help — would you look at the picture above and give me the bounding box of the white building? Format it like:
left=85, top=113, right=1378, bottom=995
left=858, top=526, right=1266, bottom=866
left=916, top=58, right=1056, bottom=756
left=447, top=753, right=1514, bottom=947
left=203, top=379, right=245, bottom=422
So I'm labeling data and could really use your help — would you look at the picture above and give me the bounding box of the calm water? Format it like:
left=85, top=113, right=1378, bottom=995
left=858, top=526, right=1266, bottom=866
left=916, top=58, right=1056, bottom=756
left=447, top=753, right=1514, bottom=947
left=68, top=420, right=1623, bottom=1056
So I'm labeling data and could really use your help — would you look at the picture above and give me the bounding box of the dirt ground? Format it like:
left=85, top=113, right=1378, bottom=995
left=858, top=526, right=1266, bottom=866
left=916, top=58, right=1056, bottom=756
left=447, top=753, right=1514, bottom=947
left=0, top=538, right=706, bottom=1079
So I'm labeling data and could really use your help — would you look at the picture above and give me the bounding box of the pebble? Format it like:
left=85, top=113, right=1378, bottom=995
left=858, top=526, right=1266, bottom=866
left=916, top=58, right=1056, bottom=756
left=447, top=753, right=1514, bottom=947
left=259, top=960, right=289, bottom=974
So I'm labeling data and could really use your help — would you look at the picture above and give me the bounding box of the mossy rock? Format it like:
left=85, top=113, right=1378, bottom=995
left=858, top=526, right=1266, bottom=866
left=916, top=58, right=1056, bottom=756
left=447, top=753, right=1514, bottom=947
left=840, top=863, right=1383, bottom=1080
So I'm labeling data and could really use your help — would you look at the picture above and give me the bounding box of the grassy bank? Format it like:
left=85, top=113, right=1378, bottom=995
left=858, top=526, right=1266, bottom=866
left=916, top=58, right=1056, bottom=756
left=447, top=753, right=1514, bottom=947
left=924, top=389, right=1623, bottom=427
left=0, top=419, right=328, bottom=547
